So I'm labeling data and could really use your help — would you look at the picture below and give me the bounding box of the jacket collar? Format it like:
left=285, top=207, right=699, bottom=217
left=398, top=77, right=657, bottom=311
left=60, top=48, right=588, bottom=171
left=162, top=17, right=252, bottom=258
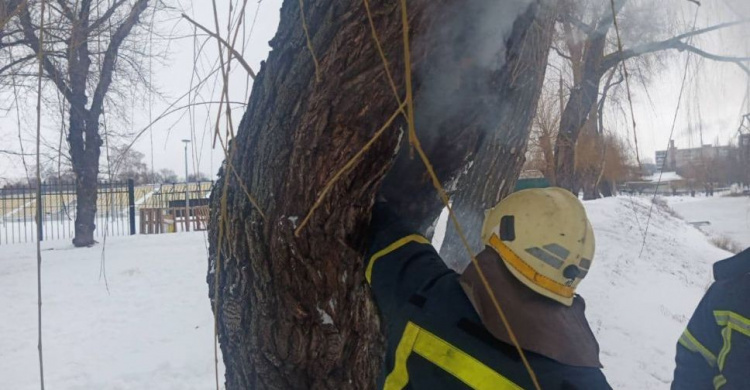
left=714, top=247, right=750, bottom=281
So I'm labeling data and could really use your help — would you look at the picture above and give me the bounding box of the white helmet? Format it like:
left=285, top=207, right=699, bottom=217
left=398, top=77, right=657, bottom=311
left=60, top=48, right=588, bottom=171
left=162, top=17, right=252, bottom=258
left=481, top=187, right=595, bottom=306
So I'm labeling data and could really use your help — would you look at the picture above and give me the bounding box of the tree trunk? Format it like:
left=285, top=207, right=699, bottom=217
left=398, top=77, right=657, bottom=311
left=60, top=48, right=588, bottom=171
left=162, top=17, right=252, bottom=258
left=69, top=95, right=103, bottom=247
left=439, top=2, right=558, bottom=268
left=553, top=32, right=607, bottom=192
left=208, top=0, right=555, bottom=388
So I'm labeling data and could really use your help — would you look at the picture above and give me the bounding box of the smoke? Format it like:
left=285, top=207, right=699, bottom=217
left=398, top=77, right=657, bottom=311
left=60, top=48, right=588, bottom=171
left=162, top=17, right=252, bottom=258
left=411, top=0, right=534, bottom=149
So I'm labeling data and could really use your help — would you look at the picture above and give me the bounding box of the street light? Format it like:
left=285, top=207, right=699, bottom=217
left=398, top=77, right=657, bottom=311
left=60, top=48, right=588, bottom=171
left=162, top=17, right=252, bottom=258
left=182, top=139, right=191, bottom=231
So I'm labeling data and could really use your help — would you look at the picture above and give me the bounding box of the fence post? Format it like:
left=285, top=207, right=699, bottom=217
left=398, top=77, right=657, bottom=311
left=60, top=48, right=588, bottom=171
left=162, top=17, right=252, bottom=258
left=37, top=183, right=44, bottom=241
left=127, top=179, right=136, bottom=235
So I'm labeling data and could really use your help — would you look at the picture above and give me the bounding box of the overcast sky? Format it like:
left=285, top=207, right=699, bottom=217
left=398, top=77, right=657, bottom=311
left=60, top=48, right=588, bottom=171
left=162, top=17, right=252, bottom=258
left=0, top=0, right=749, bottom=182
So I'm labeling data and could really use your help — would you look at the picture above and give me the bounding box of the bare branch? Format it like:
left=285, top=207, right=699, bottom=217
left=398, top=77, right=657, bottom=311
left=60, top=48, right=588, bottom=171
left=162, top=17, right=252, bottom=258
left=0, top=149, right=33, bottom=156
left=181, top=13, right=256, bottom=78
left=0, top=53, right=35, bottom=73
left=90, top=0, right=150, bottom=118
left=600, top=19, right=750, bottom=72
left=87, top=0, right=128, bottom=33
left=16, top=2, right=72, bottom=100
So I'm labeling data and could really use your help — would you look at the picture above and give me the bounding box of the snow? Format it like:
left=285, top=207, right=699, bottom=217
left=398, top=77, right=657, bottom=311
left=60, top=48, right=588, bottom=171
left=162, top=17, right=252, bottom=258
left=578, top=196, right=730, bottom=389
left=0, top=194, right=742, bottom=389
left=0, top=232, right=222, bottom=390
left=667, top=195, right=750, bottom=248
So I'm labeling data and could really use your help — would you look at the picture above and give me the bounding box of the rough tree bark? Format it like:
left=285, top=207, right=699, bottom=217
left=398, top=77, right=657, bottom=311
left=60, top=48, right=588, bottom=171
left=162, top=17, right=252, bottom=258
left=16, top=0, right=150, bottom=247
left=208, top=0, right=556, bottom=388
left=438, top=2, right=558, bottom=267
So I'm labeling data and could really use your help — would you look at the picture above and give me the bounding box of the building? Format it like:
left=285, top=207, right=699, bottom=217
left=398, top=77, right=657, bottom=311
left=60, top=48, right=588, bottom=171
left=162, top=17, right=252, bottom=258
left=655, top=150, right=668, bottom=170
left=655, top=140, right=734, bottom=172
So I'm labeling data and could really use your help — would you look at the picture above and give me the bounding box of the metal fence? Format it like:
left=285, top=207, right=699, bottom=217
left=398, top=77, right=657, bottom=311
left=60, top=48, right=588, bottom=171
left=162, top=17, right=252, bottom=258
left=0, top=180, right=134, bottom=245
left=0, top=180, right=214, bottom=245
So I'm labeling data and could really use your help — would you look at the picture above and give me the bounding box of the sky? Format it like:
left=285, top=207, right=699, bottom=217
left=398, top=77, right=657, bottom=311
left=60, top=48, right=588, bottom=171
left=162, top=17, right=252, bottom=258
left=0, top=0, right=749, bottom=182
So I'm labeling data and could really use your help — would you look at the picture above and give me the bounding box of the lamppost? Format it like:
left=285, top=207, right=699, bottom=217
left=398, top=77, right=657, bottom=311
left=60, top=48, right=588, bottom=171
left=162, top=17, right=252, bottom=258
left=182, top=139, right=191, bottom=231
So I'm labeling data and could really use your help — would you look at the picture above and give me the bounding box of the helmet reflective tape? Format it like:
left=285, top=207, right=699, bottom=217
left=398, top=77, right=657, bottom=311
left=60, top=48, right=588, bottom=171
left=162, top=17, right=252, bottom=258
left=489, top=234, right=575, bottom=299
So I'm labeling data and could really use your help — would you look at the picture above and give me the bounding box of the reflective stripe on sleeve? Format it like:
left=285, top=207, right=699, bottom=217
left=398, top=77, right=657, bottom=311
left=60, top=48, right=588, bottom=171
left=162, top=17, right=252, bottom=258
left=384, top=322, right=522, bottom=390
left=678, top=329, right=717, bottom=367
left=365, top=235, right=431, bottom=284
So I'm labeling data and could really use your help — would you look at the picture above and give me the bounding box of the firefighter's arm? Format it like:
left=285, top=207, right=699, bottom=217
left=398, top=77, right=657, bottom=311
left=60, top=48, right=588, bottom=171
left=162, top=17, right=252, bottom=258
left=365, top=202, right=452, bottom=315
left=672, top=287, right=720, bottom=390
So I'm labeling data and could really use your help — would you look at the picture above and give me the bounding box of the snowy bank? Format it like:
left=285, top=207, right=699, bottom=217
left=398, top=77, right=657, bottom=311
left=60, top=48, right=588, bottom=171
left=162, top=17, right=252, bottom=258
left=579, top=196, right=731, bottom=389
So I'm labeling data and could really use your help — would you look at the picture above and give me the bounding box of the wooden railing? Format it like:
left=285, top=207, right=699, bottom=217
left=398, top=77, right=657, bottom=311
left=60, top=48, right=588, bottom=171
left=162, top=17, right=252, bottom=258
left=139, top=206, right=210, bottom=234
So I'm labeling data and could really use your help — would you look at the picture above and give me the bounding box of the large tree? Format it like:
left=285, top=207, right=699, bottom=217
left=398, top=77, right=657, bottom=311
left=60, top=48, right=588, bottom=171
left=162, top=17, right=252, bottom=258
left=208, top=0, right=558, bottom=388
left=1, top=0, right=154, bottom=246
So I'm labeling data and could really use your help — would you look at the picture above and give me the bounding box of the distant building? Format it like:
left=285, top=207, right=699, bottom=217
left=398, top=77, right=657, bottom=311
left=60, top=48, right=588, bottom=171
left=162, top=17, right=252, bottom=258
left=655, top=150, right=668, bottom=170
left=655, top=140, right=734, bottom=172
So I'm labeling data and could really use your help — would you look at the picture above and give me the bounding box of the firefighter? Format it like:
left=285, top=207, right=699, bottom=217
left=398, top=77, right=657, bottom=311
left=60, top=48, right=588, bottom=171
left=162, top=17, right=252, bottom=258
left=672, top=247, right=750, bottom=390
left=366, top=187, right=611, bottom=389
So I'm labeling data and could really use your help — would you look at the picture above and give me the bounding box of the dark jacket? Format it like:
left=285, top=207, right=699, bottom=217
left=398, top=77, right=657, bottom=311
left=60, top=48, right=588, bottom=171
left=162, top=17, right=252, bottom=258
left=366, top=204, right=611, bottom=390
left=672, top=248, right=750, bottom=390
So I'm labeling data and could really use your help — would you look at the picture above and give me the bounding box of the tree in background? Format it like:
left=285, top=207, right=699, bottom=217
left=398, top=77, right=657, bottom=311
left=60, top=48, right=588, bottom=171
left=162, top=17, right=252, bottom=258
left=552, top=0, right=750, bottom=192
left=110, top=145, right=148, bottom=184
left=0, top=0, right=158, bottom=246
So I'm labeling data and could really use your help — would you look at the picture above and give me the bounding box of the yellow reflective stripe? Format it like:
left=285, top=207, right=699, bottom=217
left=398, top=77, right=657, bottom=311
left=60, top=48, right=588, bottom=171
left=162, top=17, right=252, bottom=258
left=384, top=322, right=522, bottom=390
left=714, top=374, right=727, bottom=390
left=713, top=311, right=750, bottom=373
left=383, top=322, right=419, bottom=390
left=678, top=329, right=717, bottom=367
left=413, top=326, right=523, bottom=389
left=717, top=326, right=732, bottom=371
left=366, top=235, right=431, bottom=284
left=714, top=310, right=750, bottom=337
left=489, top=234, right=575, bottom=299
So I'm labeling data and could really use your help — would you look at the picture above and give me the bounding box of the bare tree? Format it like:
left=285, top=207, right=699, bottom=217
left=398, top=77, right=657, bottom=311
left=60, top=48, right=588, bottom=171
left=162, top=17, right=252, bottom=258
left=0, top=0, right=158, bottom=246
left=552, top=0, right=750, bottom=192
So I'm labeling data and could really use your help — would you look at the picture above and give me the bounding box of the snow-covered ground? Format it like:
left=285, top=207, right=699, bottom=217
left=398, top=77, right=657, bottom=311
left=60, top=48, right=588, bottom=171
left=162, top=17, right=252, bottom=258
left=667, top=195, right=750, bottom=248
left=578, top=196, right=730, bottom=389
left=0, top=195, right=737, bottom=389
left=0, top=232, right=222, bottom=390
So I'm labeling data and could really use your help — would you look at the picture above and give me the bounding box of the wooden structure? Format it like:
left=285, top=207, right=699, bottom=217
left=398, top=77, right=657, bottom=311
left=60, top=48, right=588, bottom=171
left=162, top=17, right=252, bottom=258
left=139, top=205, right=210, bottom=234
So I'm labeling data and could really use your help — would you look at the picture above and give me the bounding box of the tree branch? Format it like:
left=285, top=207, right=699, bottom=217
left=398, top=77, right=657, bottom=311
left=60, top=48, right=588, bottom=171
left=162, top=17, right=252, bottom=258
left=0, top=53, right=35, bottom=73
left=600, top=19, right=750, bottom=72
left=0, top=149, right=33, bottom=156
left=551, top=45, right=573, bottom=61
left=90, top=0, right=150, bottom=118
left=53, top=0, right=75, bottom=21
left=16, top=2, right=72, bottom=100
left=87, top=0, right=129, bottom=33
left=679, top=43, right=750, bottom=75
left=181, top=13, right=256, bottom=79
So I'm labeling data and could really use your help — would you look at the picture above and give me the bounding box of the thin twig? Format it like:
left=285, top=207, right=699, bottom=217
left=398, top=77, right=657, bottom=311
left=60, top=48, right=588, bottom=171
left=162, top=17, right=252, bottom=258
left=609, top=0, right=641, bottom=170
left=180, top=13, right=256, bottom=78
left=34, top=0, right=46, bottom=388
left=298, top=0, right=320, bottom=82
left=639, top=8, right=700, bottom=258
